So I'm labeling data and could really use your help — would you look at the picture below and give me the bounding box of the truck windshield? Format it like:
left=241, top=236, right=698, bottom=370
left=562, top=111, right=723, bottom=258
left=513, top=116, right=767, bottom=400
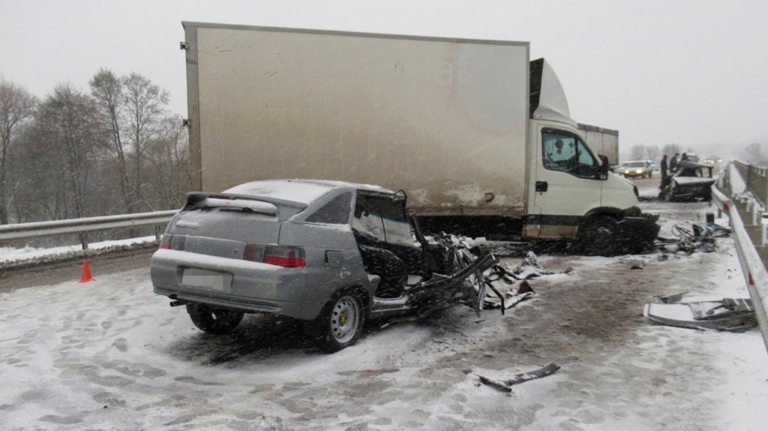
left=542, top=129, right=598, bottom=178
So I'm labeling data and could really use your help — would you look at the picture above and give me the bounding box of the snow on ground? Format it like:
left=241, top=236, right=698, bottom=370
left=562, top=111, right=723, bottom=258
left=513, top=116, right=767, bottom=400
left=0, top=236, right=158, bottom=264
left=1, top=200, right=768, bottom=430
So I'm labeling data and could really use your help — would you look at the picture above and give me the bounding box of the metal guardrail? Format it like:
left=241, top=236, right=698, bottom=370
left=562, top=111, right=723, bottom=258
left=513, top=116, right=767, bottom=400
left=714, top=165, right=768, bottom=354
left=0, top=210, right=177, bottom=248
left=732, top=160, right=768, bottom=208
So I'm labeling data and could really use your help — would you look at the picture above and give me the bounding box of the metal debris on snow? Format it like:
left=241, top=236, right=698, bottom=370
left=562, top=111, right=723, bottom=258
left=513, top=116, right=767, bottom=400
left=644, top=295, right=757, bottom=332
left=477, top=363, right=561, bottom=393
left=656, top=221, right=731, bottom=254
left=417, top=236, right=571, bottom=317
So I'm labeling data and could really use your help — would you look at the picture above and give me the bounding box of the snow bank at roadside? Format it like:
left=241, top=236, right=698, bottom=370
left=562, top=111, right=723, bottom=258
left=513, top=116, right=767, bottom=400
left=0, top=236, right=158, bottom=268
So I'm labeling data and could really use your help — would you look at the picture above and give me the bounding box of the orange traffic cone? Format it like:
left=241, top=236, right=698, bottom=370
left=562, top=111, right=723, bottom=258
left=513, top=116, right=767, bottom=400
left=79, top=260, right=95, bottom=283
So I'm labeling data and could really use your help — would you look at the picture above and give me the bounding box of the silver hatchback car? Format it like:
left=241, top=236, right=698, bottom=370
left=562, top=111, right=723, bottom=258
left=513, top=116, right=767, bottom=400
left=151, top=180, right=491, bottom=352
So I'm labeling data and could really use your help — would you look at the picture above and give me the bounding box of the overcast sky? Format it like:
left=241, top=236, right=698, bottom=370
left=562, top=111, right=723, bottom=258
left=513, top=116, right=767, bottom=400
left=2, top=0, right=767, bottom=160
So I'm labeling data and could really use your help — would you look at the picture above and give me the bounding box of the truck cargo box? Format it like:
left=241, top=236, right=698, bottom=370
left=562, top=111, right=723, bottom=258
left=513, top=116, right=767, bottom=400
left=578, top=123, right=619, bottom=166
left=183, top=22, right=530, bottom=218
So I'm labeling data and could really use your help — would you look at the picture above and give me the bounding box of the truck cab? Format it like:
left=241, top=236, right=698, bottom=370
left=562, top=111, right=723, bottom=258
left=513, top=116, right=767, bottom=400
left=523, top=59, right=657, bottom=254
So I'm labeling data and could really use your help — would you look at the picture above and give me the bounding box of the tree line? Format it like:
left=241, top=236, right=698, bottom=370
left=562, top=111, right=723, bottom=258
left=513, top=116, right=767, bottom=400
left=0, top=70, right=191, bottom=227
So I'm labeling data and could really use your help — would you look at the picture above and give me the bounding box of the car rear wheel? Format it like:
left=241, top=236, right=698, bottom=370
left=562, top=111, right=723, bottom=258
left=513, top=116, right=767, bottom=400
left=580, top=215, right=620, bottom=256
left=186, top=303, right=244, bottom=335
left=316, top=291, right=365, bottom=353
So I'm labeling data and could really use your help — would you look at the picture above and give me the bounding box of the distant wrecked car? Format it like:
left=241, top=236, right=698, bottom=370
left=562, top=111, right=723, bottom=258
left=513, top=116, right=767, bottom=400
left=151, top=180, right=494, bottom=352
left=659, top=161, right=715, bottom=202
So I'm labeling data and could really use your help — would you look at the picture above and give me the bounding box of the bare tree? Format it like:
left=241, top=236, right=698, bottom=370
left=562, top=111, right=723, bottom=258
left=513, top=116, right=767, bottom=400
left=744, top=143, right=768, bottom=166
left=12, top=124, right=69, bottom=222
left=645, top=145, right=660, bottom=162
left=144, top=115, right=191, bottom=209
left=35, top=84, right=102, bottom=219
left=0, top=78, right=36, bottom=224
left=123, top=73, right=170, bottom=212
left=629, top=144, right=646, bottom=160
left=90, top=69, right=131, bottom=213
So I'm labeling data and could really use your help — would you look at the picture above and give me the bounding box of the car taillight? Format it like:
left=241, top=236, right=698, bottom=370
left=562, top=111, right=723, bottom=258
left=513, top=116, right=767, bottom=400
left=159, top=235, right=171, bottom=249
left=159, top=234, right=186, bottom=250
left=264, top=245, right=306, bottom=268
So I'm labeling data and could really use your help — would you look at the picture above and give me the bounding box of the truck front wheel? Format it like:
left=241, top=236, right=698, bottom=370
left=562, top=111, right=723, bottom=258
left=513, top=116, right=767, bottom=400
left=580, top=215, right=620, bottom=256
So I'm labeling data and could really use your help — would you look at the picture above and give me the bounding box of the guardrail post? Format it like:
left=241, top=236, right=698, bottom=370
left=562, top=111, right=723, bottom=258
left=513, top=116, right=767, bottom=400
left=80, top=233, right=89, bottom=250
left=154, top=225, right=161, bottom=240
left=763, top=224, right=768, bottom=247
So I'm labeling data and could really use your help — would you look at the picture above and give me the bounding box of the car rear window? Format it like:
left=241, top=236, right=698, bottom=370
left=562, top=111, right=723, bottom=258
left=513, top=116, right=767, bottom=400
left=305, top=193, right=353, bottom=224
left=225, top=181, right=334, bottom=205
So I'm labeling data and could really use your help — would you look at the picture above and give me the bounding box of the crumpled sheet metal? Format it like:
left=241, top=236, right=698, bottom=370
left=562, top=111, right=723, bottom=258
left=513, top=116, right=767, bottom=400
left=656, top=222, right=731, bottom=254
left=449, top=243, right=573, bottom=314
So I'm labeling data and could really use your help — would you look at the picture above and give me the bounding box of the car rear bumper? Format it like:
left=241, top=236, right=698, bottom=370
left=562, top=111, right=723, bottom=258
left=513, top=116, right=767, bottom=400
left=150, top=249, right=305, bottom=319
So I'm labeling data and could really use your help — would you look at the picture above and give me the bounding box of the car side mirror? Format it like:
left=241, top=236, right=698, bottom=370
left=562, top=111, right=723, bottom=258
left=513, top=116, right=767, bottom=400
left=596, top=155, right=610, bottom=179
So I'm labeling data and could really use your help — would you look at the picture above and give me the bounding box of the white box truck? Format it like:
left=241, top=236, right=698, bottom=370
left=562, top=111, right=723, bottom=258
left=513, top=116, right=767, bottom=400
left=181, top=22, right=659, bottom=255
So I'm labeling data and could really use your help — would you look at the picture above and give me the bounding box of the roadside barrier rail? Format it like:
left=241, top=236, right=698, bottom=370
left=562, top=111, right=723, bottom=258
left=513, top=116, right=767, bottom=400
left=714, top=165, right=768, bottom=354
left=732, top=160, right=768, bottom=208
left=0, top=210, right=177, bottom=249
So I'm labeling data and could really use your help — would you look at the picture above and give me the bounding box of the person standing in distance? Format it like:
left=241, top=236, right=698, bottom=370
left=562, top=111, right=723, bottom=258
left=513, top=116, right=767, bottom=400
left=669, top=153, right=679, bottom=173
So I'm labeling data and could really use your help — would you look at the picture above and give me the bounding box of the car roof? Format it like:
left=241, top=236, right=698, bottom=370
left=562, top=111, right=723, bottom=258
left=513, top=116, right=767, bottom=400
left=224, top=179, right=394, bottom=205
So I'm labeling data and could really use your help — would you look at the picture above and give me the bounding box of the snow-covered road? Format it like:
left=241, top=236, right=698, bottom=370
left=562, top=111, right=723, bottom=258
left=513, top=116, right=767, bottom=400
left=1, top=201, right=767, bottom=430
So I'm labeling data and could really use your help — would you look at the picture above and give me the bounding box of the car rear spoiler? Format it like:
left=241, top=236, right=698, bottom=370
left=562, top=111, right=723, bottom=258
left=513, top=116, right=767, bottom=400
left=182, top=192, right=308, bottom=212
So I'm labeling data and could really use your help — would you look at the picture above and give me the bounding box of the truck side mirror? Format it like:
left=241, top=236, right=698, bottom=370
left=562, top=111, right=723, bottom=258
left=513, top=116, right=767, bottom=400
left=597, top=155, right=610, bottom=179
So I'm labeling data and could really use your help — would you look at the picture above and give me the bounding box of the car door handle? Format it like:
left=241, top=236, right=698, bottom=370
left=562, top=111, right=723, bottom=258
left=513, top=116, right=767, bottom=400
left=536, top=181, right=548, bottom=192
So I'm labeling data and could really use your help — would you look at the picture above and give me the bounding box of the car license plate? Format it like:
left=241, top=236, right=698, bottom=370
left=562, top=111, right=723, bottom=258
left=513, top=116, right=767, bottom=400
left=181, top=268, right=232, bottom=291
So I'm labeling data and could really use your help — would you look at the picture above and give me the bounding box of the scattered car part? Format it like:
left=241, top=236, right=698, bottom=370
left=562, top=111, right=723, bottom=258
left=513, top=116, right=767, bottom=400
left=656, top=221, right=731, bottom=254
left=643, top=298, right=757, bottom=331
left=477, top=363, right=561, bottom=393
left=653, top=292, right=689, bottom=304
